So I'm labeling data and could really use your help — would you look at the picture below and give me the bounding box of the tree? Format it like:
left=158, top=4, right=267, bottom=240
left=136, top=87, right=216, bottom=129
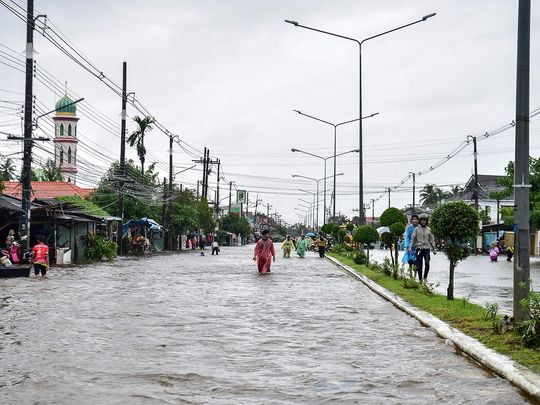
left=449, top=185, right=463, bottom=198
left=431, top=201, right=480, bottom=300
left=353, top=226, right=379, bottom=262
left=380, top=207, right=407, bottom=266
left=0, top=158, right=16, bottom=181
left=91, top=159, right=161, bottom=220
left=127, top=115, right=155, bottom=175
left=221, top=213, right=251, bottom=238
left=420, top=184, right=444, bottom=208
left=42, top=159, right=64, bottom=181
left=196, top=198, right=215, bottom=234
left=321, top=223, right=336, bottom=235
left=390, top=222, right=406, bottom=266
left=168, top=188, right=199, bottom=238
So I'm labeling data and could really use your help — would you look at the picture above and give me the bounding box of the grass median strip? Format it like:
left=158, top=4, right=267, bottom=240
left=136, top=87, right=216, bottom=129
left=328, top=252, right=540, bottom=373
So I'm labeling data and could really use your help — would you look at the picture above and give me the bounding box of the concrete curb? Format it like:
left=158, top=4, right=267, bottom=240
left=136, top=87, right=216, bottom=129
left=326, top=255, right=540, bottom=401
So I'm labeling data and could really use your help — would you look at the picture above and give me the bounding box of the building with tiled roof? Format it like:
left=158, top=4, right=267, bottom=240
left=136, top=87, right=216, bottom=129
left=1, top=181, right=93, bottom=200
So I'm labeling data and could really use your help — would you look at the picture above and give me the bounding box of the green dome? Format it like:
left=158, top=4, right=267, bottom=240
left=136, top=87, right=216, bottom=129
left=55, top=95, right=76, bottom=114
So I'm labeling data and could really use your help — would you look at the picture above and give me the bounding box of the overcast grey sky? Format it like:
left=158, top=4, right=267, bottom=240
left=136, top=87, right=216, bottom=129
left=1, top=0, right=539, bottom=224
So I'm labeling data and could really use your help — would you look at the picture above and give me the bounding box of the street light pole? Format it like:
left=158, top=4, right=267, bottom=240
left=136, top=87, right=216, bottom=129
left=291, top=148, right=358, bottom=224
left=286, top=13, right=435, bottom=224
left=293, top=173, right=343, bottom=229
left=409, top=171, right=416, bottom=213
left=293, top=110, right=378, bottom=222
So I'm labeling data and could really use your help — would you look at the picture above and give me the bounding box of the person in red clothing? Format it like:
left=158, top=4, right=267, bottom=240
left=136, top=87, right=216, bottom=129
left=32, top=235, right=49, bottom=277
left=253, top=230, right=275, bottom=274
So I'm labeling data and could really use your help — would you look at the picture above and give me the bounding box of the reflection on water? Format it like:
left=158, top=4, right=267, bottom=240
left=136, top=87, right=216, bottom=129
left=0, top=247, right=533, bottom=404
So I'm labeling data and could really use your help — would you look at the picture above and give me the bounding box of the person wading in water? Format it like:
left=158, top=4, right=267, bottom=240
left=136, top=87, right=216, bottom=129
left=253, top=229, right=275, bottom=273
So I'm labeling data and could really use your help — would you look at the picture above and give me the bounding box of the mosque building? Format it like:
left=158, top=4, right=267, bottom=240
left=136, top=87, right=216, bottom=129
left=52, top=95, right=79, bottom=184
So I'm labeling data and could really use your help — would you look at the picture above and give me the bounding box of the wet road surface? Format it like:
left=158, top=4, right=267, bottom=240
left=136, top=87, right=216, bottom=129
left=369, top=248, right=540, bottom=312
left=0, top=245, right=534, bottom=404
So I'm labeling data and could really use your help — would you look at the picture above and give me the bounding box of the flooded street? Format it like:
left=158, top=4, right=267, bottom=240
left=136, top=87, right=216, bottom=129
left=0, top=246, right=533, bottom=404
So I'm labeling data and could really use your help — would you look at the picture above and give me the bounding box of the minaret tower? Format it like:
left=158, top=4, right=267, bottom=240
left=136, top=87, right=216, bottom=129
left=53, top=94, right=79, bottom=183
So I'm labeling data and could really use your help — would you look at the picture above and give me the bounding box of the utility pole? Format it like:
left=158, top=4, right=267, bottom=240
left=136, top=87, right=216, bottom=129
left=194, top=148, right=216, bottom=201
left=196, top=180, right=200, bottom=201
left=387, top=188, right=391, bottom=208
left=228, top=181, right=232, bottom=213
left=371, top=198, right=375, bottom=226
left=514, top=0, right=531, bottom=321
left=245, top=192, right=249, bottom=218
left=202, top=148, right=208, bottom=199
left=214, top=159, right=220, bottom=223
left=20, top=0, right=35, bottom=251
left=167, top=134, right=174, bottom=250
left=467, top=135, right=479, bottom=210
left=118, top=61, right=127, bottom=224
left=162, top=176, right=167, bottom=237
left=409, top=172, right=416, bottom=213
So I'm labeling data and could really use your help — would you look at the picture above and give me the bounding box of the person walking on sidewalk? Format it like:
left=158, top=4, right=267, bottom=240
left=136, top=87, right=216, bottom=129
left=409, top=213, right=436, bottom=283
left=253, top=229, right=275, bottom=273
left=316, top=232, right=327, bottom=258
left=282, top=236, right=293, bottom=258
left=32, top=235, right=49, bottom=277
left=402, top=214, right=419, bottom=278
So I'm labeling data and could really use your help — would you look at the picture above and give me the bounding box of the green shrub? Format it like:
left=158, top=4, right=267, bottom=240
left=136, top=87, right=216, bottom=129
left=86, top=234, right=117, bottom=261
left=483, top=302, right=500, bottom=321
left=352, top=251, right=367, bottom=265
left=519, top=291, right=540, bottom=347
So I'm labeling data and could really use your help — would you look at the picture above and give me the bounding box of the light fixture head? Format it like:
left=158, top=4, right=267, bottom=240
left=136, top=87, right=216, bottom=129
left=422, top=12, right=436, bottom=21
left=291, top=148, right=298, bottom=152
left=285, top=19, right=299, bottom=26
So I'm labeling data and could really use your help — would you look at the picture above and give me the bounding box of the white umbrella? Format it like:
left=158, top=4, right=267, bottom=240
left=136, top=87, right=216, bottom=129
left=376, top=226, right=390, bottom=235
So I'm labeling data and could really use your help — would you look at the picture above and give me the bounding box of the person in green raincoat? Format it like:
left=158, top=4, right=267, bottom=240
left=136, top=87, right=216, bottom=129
left=296, top=235, right=308, bottom=258
left=282, top=235, right=294, bottom=258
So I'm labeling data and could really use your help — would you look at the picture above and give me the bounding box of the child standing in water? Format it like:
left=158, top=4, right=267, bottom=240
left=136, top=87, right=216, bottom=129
left=253, top=230, right=275, bottom=273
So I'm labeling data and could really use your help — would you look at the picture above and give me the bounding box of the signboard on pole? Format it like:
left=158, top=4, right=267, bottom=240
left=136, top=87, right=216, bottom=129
left=236, top=190, right=247, bottom=204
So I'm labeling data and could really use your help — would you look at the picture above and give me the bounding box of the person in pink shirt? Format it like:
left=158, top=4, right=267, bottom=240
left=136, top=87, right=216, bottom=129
left=253, top=230, right=275, bottom=274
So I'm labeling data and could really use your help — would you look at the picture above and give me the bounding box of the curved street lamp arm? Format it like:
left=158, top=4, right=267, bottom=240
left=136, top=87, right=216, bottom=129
left=334, top=149, right=360, bottom=158
left=286, top=20, right=360, bottom=45
left=293, top=109, right=335, bottom=127
left=360, top=14, right=436, bottom=46
left=292, top=174, right=317, bottom=182
left=291, top=148, right=326, bottom=161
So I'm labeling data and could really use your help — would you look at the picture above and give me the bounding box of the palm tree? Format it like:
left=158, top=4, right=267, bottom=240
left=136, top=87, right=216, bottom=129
left=0, top=158, right=17, bottom=181
left=449, top=185, right=463, bottom=198
left=420, top=184, right=443, bottom=208
left=127, top=115, right=155, bottom=175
